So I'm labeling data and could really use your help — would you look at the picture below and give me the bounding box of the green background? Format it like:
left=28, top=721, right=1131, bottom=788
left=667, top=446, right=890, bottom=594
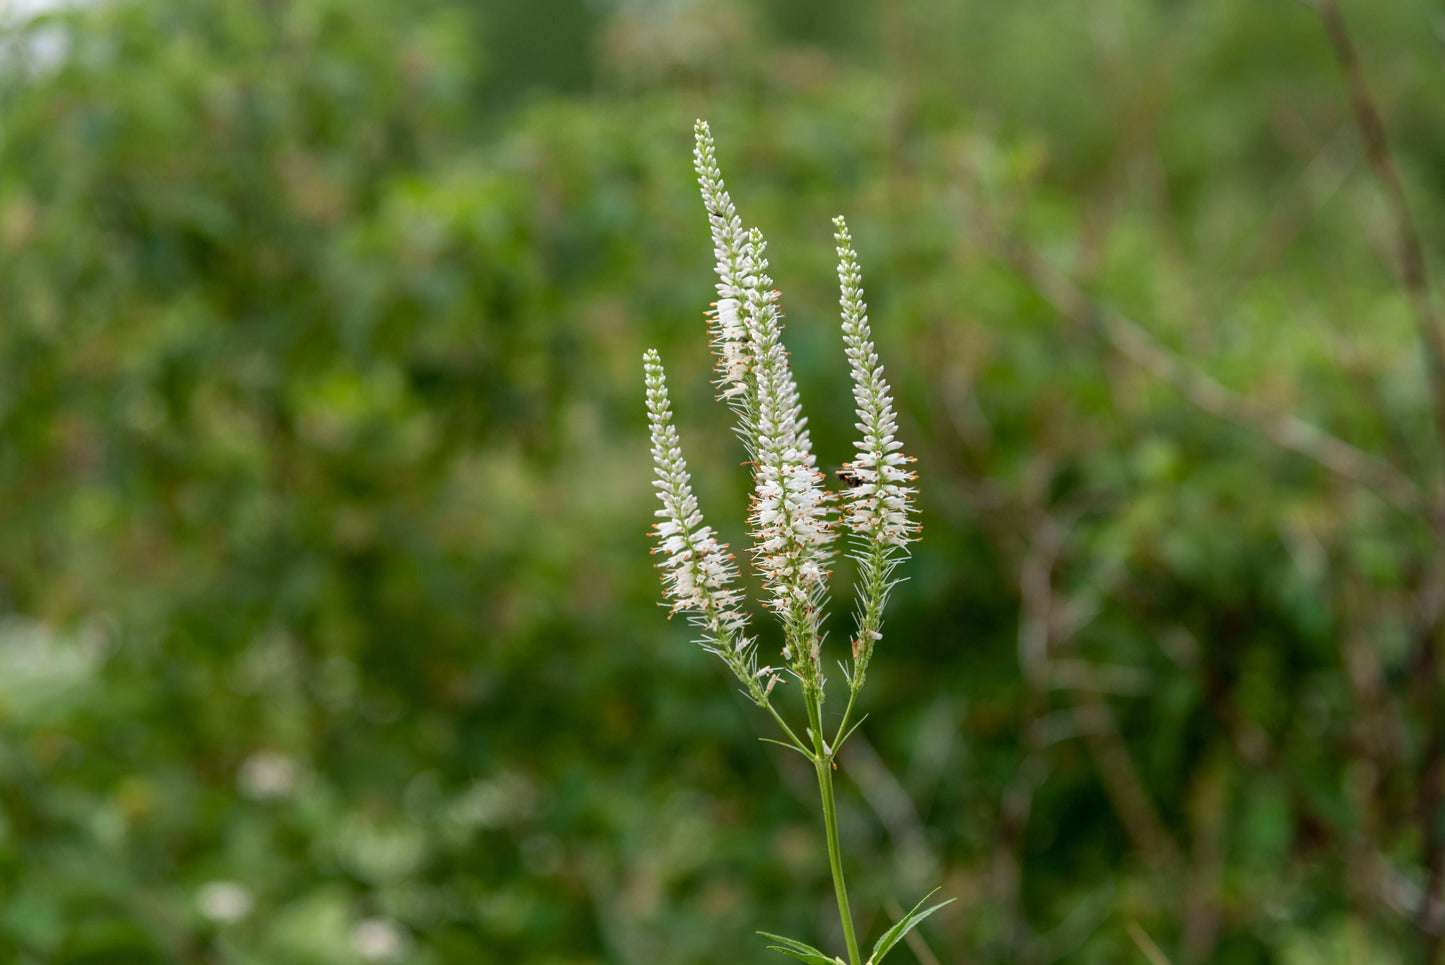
left=1, top=0, right=1443, bottom=961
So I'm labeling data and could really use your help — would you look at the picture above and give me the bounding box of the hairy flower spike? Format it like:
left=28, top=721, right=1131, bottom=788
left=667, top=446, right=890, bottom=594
left=648, top=125, right=936, bottom=965
left=694, top=120, right=754, bottom=411
left=739, top=228, right=835, bottom=660
left=834, top=216, right=917, bottom=688
left=644, top=350, right=762, bottom=698
left=835, top=216, right=916, bottom=546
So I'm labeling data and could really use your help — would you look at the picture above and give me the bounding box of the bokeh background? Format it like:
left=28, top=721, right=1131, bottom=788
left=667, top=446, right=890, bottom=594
left=2, top=0, right=1445, bottom=961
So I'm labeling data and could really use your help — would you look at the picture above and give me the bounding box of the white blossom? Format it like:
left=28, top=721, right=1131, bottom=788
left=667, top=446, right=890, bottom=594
left=644, top=350, right=754, bottom=668
left=740, top=228, right=835, bottom=629
left=835, top=216, right=916, bottom=549
left=649, top=124, right=918, bottom=705
left=237, top=750, right=299, bottom=801
left=833, top=216, right=917, bottom=686
left=196, top=880, right=254, bottom=924
left=694, top=120, right=754, bottom=408
left=351, top=918, right=409, bottom=962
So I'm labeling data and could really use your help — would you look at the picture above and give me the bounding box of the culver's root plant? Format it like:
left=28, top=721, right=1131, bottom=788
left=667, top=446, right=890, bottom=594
left=641, top=120, right=950, bottom=965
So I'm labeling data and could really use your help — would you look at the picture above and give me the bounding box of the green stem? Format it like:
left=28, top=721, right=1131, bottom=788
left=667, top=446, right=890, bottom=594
left=763, top=697, right=810, bottom=756
left=807, top=690, right=862, bottom=965
left=832, top=689, right=858, bottom=752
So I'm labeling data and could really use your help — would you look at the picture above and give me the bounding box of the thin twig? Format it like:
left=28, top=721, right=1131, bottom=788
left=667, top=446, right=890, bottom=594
left=1181, top=764, right=1227, bottom=964
left=1315, top=6, right=1445, bottom=955
left=1127, top=920, right=1174, bottom=965
left=1317, top=0, right=1445, bottom=466
left=1072, top=694, right=1181, bottom=866
left=1022, top=505, right=1183, bottom=866
left=841, top=734, right=931, bottom=864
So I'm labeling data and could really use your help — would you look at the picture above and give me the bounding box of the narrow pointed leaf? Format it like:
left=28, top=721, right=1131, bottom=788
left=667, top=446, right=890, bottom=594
left=833, top=712, right=870, bottom=752
left=757, top=931, right=846, bottom=965
left=758, top=736, right=813, bottom=759
left=868, top=889, right=955, bottom=964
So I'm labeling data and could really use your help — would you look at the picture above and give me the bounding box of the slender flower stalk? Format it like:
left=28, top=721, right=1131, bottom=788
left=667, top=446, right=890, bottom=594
left=694, top=120, right=755, bottom=418
left=642, top=123, right=947, bottom=965
left=834, top=216, right=917, bottom=693
left=739, top=228, right=835, bottom=690
left=645, top=350, right=765, bottom=702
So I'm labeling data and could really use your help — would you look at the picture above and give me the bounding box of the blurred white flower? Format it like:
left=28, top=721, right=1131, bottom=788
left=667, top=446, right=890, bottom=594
left=447, top=771, right=537, bottom=831
left=238, top=750, right=299, bottom=801
left=0, top=617, right=106, bottom=723
left=196, top=880, right=253, bottom=924
left=351, top=918, right=409, bottom=962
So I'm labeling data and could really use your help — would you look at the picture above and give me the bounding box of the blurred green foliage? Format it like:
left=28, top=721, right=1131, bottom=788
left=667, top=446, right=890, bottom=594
left=1, top=0, right=1444, bottom=962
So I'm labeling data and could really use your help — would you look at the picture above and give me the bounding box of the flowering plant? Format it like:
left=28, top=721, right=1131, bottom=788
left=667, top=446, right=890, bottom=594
left=642, top=121, right=949, bottom=965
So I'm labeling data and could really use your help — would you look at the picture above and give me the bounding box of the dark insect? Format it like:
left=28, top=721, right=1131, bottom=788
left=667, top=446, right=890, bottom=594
left=833, top=466, right=866, bottom=489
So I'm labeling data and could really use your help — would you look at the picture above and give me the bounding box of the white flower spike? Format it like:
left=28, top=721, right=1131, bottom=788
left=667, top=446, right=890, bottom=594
left=834, top=215, right=917, bottom=687
left=739, top=227, right=834, bottom=651
left=646, top=123, right=937, bottom=965
left=694, top=120, right=754, bottom=412
left=644, top=350, right=761, bottom=696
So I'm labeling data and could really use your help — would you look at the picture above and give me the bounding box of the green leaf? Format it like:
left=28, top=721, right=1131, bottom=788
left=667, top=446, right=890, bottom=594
left=833, top=712, right=870, bottom=753
left=758, top=736, right=813, bottom=759
left=757, top=931, right=847, bottom=965
left=867, top=889, right=955, bottom=965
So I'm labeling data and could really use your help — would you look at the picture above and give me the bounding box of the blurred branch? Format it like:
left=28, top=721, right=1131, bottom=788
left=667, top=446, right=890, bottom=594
left=1229, top=122, right=1358, bottom=300
left=1316, top=0, right=1445, bottom=469
left=1070, top=694, right=1181, bottom=867
left=843, top=737, right=956, bottom=962
left=1314, top=4, right=1445, bottom=954
left=1126, top=920, right=1174, bottom=965
left=957, top=123, right=1422, bottom=513
left=840, top=734, right=931, bottom=870
left=1181, top=763, right=1227, bottom=964
left=1034, top=886, right=1116, bottom=964
left=1020, top=506, right=1182, bottom=867
left=1410, top=610, right=1445, bottom=944
left=1373, top=849, right=1445, bottom=935
left=996, top=236, right=1424, bottom=516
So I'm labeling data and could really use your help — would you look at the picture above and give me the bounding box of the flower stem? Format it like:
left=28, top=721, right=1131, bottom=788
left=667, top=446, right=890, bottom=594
left=807, top=690, right=862, bottom=965
left=832, top=689, right=858, bottom=752
left=763, top=698, right=811, bottom=756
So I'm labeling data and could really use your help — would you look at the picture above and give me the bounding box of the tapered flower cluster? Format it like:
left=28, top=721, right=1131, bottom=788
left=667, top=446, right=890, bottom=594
left=834, top=216, right=916, bottom=688
left=739, top=229, right=835, bottom=645
left=648, top=123, right=937, bottom=965
left=645, top=350, right=760, bottom=694
left=835, top=217, right=916, bottom=548
left=694, top=121, right=753, bottom=411
left=645, top=121, right=915, bottom=706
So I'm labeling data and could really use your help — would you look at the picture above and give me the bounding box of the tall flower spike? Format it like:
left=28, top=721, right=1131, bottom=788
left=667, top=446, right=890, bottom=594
left=834, top=216, right=917, bottom=689
left=740, top=227, right=834, bottom=685
left=694, top=120, right=754, bottom=414
left=644, top=350, right=763, bottom=700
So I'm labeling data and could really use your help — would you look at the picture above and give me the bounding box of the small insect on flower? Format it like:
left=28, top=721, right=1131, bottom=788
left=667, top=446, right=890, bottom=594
left=832, top=465, right=866, bottom=489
